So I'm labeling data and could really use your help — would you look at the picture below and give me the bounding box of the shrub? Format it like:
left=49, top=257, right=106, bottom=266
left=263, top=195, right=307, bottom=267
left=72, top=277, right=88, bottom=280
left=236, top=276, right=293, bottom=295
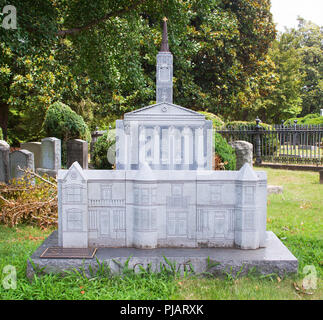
left=43, top=101, right=91, bottom=142
left=92, top=130, right=116, bottom=169
left=43, top=102, right=91, bottom=166
left=284, top=114, right=323, bottom=126
left=0, top=171, right=57, bottom=228
left=0, top=127, right=3, bottom=140
left=214, top=132, right=236, bottom=170
left=197, top=111, right=224, bottom=128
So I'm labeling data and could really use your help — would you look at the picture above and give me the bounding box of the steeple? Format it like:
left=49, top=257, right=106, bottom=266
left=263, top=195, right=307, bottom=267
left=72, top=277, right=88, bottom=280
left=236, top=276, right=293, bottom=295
left=156, top=17, right=173, bottom=104
left=160, top=17, right=170, bottom=52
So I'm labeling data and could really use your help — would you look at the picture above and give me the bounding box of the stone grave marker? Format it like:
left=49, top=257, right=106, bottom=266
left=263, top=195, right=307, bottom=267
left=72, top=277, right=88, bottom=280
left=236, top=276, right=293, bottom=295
left=21, top=142, right=42, bottom=169
left=0, top=140, right=10, bottom=183
left=229, top=140, right=253, bottom=170
left=9, top=149, right=34, bottom=180
left=41, top=137, right=61, bottom=171
left=66, top=139, right=88, bottom=169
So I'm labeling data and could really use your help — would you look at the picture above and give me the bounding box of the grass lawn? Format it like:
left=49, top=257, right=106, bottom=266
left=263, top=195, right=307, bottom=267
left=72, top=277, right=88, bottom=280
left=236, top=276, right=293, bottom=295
left=0, top=168, right=322, bottom=300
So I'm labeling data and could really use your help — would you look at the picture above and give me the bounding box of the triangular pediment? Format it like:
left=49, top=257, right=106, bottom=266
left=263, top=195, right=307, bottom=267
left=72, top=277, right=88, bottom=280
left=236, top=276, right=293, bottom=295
left=124, top=102, right=205, bottom=119
left=63, top=161, right=87, bottom=182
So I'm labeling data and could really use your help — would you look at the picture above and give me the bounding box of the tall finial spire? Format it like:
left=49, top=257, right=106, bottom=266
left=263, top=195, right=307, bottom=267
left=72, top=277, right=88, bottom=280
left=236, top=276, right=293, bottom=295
left=160, top=17, right=170, bottom=52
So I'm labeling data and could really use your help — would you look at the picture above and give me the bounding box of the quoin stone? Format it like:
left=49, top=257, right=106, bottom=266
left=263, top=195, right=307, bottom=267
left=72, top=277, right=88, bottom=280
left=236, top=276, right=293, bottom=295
left=41, top=137, right=61, bottom=171
left=21, top=142, right=42, bottom=169
left=9, top=149, right=34, bottom=180
left=229, top=140, right=253, bottom=170
left=66, top=139, right=88, bottom=169
left=0, top=140, right=10, bottom=183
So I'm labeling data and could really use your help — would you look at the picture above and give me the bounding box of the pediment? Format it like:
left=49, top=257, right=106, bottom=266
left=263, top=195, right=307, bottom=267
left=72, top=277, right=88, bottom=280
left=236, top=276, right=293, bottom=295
left=124, top=102, right=205, bottom=119
left=63, top=161, right=86, bottom=183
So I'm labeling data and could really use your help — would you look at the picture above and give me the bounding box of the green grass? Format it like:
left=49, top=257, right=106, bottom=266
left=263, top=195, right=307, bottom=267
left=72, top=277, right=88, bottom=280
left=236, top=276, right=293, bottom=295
left=0, top=168, right=322, bottom=300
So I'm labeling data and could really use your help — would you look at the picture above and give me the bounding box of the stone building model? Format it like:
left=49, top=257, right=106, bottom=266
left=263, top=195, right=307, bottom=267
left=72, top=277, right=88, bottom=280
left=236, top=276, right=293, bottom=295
left=58, top=19, right=268, bottom=250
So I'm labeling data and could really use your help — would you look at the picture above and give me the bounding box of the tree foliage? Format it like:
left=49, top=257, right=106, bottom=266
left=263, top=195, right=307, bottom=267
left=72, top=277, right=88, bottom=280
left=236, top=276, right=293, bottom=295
left=0, top=0, right=276, bottom=143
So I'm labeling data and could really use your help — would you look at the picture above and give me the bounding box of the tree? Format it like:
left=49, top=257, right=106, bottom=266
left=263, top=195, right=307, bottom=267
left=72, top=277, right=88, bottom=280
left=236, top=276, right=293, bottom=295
left=0, top=0, right=276, bottom=142
left=294, top=18, right=323, bottom=116
left=256, top=33, right=303, bottom=123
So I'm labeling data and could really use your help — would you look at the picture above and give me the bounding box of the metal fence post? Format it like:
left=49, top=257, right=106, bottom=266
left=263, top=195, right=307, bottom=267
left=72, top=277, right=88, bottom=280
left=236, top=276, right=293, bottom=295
left=255, top=117, right=262, bottom=165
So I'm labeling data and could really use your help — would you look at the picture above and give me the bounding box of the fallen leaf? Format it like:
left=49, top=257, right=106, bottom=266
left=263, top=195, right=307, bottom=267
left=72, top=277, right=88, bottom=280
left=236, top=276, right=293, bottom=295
left=293, top=282, right=300, bottom=291
left=277, top=276, right=281, bottom=283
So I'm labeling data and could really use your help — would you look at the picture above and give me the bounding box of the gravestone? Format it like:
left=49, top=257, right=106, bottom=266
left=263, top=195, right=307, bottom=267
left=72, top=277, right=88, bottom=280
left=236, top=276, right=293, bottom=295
left=0, top=140, right=10, bottom=183
left=41, top=137, right=61, bottom=171
left=9, top=149, right=34, bottom=180
left=320, top=109, right=323, bottom=117
left=21, top=142, right=42, bottom=169
left=229, top=140, right=253, bottom=170
left=66, top=139, right=88, bottom=169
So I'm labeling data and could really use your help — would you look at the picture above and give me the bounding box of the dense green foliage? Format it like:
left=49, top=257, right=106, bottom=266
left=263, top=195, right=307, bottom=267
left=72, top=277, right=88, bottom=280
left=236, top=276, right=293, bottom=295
left=91, top=130, right=115, bottom=169
left=214, top=132, right=236, bottom=170
left=198, top=111, right=224, bottom=128
left=43, top=102, right=90, bottom=142
left=284, top=113, right=323, bottom=126
left=0, top=0, right=277, bottom=144
left=0, top=127, right=3, bottom=140
left=0, top=1, right=321, bottom=145
left=256, top=34, right=303, bottom=123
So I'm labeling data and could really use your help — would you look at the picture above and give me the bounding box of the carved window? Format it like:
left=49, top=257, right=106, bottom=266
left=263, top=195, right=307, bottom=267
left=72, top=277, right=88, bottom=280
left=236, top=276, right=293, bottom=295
left=159, top=66, right=170, bottom=82
left=66, top=185, right=82, bottom=203
left=67, top=209, right=82, bottom=231
left=210, top=185, right=221, bottom=203
left=134, top=187, right=139, bottom=204
left=172, top=184, right=183, bottom=197
left=167, top=211, right=187, bottom=236
left=101, top=185, right=112, bottom=200
left=151, top=188, right=157, bottom=204
left=113, top=210, right=125, bottom=231
left=99, top=211, right=110, bottom=236
left=141, top=188, right=149, bottom=205
left=244, top=186, right=254, bottom=204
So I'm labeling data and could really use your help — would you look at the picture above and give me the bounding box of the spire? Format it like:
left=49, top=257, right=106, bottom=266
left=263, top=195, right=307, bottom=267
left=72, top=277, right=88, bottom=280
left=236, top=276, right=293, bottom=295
left=160, top=17, right=170, bottom=52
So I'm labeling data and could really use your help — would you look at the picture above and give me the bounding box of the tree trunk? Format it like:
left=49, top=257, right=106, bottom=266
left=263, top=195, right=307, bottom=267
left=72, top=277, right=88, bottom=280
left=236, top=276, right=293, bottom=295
left=0, top=101, right=9, bottom=140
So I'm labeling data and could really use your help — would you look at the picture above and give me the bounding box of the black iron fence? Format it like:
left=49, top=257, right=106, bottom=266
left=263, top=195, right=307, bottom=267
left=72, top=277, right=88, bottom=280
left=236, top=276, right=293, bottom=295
left=216, top=119, right=323, bottom=166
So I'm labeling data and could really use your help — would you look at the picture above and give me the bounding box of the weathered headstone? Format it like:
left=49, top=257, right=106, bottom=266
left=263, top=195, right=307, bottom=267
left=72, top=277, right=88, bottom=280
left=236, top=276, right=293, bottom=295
left=320, top=109, right=323, bottom=117
left=41, top=137, right=61, bottom=171
left=229, top=140, right=253, bottom=170
left=0, top=140, right=10, bottom=183
left=9, top=149, right=34, bottom=180
left=21, top=142, right=42, bottom=169
left=66, top=139, right=88, bottom=169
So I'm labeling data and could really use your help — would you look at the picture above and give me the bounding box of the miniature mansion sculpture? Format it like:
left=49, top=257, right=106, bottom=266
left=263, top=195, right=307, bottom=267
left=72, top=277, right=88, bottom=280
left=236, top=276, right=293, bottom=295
left=58, top=19, right=268, bottom=250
